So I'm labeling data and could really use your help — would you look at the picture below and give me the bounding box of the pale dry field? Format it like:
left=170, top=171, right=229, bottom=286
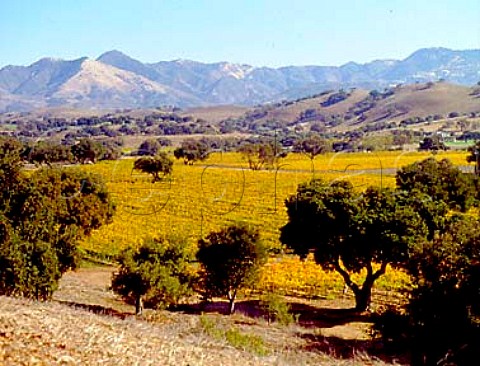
left=0, top=267, right=407, bottom=366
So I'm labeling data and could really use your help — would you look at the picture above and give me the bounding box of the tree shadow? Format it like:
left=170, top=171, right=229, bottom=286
left=288, top=302, right=370, bottom=329
left=298, top=332, right=409, bottom=365
left=178, top=299, right=369, bottom=328
left=176, top=299, right=266, bottom=317
left=178, top=299, right=408, bottom=363
left=56, top=300, right=131, bottom=320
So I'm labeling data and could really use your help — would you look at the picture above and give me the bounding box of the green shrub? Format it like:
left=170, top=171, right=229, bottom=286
left=225, top=327, right=268, bottom=356
left=111, top=236, right=195, bottom=314
left=199, top=315, right=268, bottom=356
left=0, top=143, right=114, bottom=301
left=0, top=224, right=60, bottom=300
left=260, top=292, right=297, bottom=325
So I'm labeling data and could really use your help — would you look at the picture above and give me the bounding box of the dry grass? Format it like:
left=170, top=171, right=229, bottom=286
left=0, top=267, right=407, bottom=365
left=245, top=82, right=480, bottom=132
left=182, top=105, right=250, bottom=123
left=0, top=296, right=275, bottom=366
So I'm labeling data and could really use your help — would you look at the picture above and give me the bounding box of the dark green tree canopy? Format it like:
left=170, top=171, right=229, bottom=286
left=71, top=138, right=103, bottom=164
left=97, top=138, right=123, bottom=161
left=7, top=168, right=115, bottom=273
left=137, top=139, right=162, bottom=156
left=396, top=157, right=477, bottom=211
left=280, top=179, right=448, bottom=311
left=111, top=237, right=195, bottom=315
left=376, top=217, right=480, bottom=365
left=0, top=229, right=61, bottom=300
left=418, top=136, right=447, bottom=151
left=197, top=224, right=267, bottom=314
left=0, top=146, right=115, bottom=300
left=0, top=137, right=24, bottom=211
left=22, top=142, right=73, bottom=166
left=173, top=139, right=209, bottom=165
left=133, top=152, right=173, bottom=182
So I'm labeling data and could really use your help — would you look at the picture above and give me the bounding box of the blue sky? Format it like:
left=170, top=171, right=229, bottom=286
left=1, top=0, right=479, bottom=68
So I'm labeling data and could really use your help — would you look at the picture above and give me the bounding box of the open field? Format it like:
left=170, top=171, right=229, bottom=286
left=75, top=150, right=469, bottom=299
left=80, top=150, right=470, bottom=256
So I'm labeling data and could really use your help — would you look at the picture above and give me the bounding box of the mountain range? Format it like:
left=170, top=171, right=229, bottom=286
left=0, top=47, right=479, bottom=112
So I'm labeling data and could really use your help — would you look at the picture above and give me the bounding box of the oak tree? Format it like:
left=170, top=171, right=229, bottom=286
left=133, top=153, right=173, bottom=182
left=197, top=224, right=267, bottom=314
left=111, top=237, right=195, bottom=315
left=280, top=179, right=447, bottom=311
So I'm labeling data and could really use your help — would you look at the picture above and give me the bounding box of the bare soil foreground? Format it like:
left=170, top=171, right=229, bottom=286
left=0, top=267, right=407, bottom=365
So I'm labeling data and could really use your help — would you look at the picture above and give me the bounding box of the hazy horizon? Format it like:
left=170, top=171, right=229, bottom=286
left=3, top=46, right=480, bottom=70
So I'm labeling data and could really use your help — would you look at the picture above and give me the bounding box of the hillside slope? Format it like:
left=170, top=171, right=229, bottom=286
left=232, top=82, right=480, bottom=133
left=0, top=266, right=403, bottom=366
left=51, top=59, right=203, bottom=109
left=0, top=296, right=270, bottom=366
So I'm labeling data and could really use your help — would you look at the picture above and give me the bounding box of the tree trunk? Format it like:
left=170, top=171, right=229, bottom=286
left=334, top=260, right=386, bottom=312
left=353, top=270, right=379, bottom=312
left=354, top=285, right=372, bottom=312
left=135, top=295, right=143, bottom=315
left=227, top=290, right=237, bottom=315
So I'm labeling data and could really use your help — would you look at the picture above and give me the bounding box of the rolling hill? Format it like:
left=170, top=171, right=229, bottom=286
left=230, top=82, right=480, bottom=133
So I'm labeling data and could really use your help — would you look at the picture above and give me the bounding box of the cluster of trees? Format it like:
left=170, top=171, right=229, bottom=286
left=131, top=135, right=335, bottom=179
left=320, top=89, right=351, bottom=107
left=134, top=135, right=331, bottom=173
left=6, top=110, right=215, bottom=139
left=397, top=111, right=480, bottom=129
left=281, top=157, right=480, bottom=364
left=20, top=138, right=123, bottom=166
left=0, top=137, right=115, bottom=299
left=117, top=154, right=480, bottom=363
left=111, top=224, right=267, bottom=316
left=132, top=132, right=439, bottom=174
left=21, top=142, right=73, bottom=166
left=238, top=141, right=288, bottom=170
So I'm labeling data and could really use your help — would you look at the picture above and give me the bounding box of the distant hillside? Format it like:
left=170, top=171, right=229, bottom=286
left=0, top=57, right=202, bottom=111
left=223, top=82, right=480, bottom=134
left=1, top=47, right=480, bottom=112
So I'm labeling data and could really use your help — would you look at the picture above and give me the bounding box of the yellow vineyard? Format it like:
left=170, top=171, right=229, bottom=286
left=79, top=150, right=469, bottom=298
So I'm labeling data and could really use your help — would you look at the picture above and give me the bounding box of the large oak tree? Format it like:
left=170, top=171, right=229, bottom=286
left=280, top=179, right=447, bottom=311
